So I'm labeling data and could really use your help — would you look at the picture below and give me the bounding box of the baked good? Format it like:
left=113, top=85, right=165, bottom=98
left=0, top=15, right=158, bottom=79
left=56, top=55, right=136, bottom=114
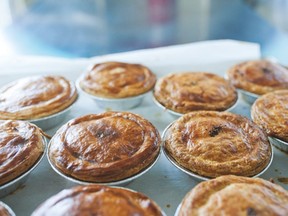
left=0, top=75, right=78, bottom=120
left=153, top=72, right=237, bottom=114
left=163, top=111, right=272, bottom=178
left=251, top=90, right=288, bottom=142
left=177, top=175, right=288, bottom=216
left=32, top=185, right=164, bottom=216
left=48, top=111, right=161, bottom=182
left=0, top=120, right=45, bottom=185
left=227, top=59, right=288, bottom=95
left=78, top=61, right=156, bottom=98
left=0, top=202, right=14, bottom=216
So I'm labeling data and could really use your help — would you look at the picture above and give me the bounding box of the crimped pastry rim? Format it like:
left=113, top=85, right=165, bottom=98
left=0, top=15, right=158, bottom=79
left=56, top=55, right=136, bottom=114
left=47, top=145, right=161, bottom=186
left=0, top=137, right=47, bottom=190
left=161, top=121, right=273, bottom=181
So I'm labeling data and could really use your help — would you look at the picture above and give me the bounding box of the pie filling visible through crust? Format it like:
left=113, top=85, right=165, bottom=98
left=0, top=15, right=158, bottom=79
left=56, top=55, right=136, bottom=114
left=153, top=72, right=237, bottom=114
left=79, top=61, right=156, bottom=99
left=163, top=111, right=272, bottom=178
left=0, top=75, right=78, bottom=120
left=48, top=112, right=161, bottom=182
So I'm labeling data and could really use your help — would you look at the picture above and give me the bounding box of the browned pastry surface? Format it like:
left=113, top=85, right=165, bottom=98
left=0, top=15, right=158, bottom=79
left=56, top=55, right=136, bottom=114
left=32, top=185, right=164, bottom=216
left=227, top=59, right=288, bottom=95
left=0, top=202, right=13, bottom=216
left=178, top=175, right=288, bottom=216
left=79, top=61, right=156, bottom=98
left=0, top=120, right=45, bottom=185
left=0, top=75, right=78, bottom=120
left=153, top=72, right=237, bottom=114
left=251, top=90, right=288, bottom=142
left=163, top=111, right=272, bottom=178
left=48, top=112, right=161, bottom=182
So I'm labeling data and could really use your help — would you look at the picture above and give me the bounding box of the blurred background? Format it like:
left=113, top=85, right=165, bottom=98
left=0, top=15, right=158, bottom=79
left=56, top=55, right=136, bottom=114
left=0, top=0, right=288, bottom=62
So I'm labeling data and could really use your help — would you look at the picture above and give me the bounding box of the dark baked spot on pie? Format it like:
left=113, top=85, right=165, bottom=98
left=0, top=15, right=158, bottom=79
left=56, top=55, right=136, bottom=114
left=209, top=125, right=222, bottom=137
left=262, top=67, right=272, bottom=74
left=247, top=207, right=257, bottom=216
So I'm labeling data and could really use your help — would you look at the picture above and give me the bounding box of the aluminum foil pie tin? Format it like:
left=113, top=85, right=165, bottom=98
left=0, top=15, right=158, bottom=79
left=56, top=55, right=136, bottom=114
left=47, top=148, right=161, bottom=186
left=161, top=123, right=274, bottom=182
left=237, top=89, right=259, bottom=104
left=174, top=203, right=181, bottom=216
left=0, top=201, right=16, bottom=216
left=29, top=101, right=76, bottom=131
left=269, top=137, right=288, bottom=153
left=152, top=95, right=238, bottom=118
left=0, top=138, right=47, bottom=198
left=76, top=79, right=146, bottom=110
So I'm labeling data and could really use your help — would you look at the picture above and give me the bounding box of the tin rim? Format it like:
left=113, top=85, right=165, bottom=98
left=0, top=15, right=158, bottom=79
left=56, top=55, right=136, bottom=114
left=0, top=201, right=16, bottom=216
left=0, top=137, right=47, bottom=192
left=269, top=136, right=288, bottom=151
left=29, top=97, right=77, bottom=124
left=47, top=146, right=161, bottom=186
left=152, top=93, right=238, bottom=118
left=161, top=122, right=274, bottom=181
left=75, top=76, right=148, bottom=102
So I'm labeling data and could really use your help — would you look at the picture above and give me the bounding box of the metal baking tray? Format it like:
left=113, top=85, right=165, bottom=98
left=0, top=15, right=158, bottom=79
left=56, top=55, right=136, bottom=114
left=0, top=43, right=287, bottom=216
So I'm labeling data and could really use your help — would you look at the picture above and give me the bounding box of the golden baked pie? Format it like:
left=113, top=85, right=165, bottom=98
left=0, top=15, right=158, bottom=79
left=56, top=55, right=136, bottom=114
left=0, top=75, right=78, bottom=120
left=48, top=111, right=161, bottom=182
left=32, top=185, right=164, bottom=216
left=78, top=61, right=156, bottom=98
left=0, top=202, right=14, bottom=216
left=0, top=120, right=45, bottom=185
left=251, top=90, right=288, bottom=142
left=227, top=59, right=288, bottom=95
left=153, top=72, right=237, bottom=114
left=178, top=175, right=288, bottom=216
left=163, top=111, right=272, bottom=178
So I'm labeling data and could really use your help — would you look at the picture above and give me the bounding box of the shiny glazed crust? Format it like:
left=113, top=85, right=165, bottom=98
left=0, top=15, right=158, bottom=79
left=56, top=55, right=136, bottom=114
left=48, top=112, right=161, bottom=182
left=153, top=72, right=237, bottom=114
left=227, top=59, right=288, bottom=95
left=0, top=75, right=78, bottom=120
left=79, top=61, right=156, bottom=98
left=32, top=185, right=164, bottom=216
left=178, top=175, right=288, bottom=216
left=251, top=90, right=288, bottom=142
left=0, top=120, right=45, bottom=185
left=163, top=111, right=272, bottom=178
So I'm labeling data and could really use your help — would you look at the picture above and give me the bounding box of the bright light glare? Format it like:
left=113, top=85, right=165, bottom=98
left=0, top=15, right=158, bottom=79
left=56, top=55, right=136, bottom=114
left=0, top=31, right=15, bottom=56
